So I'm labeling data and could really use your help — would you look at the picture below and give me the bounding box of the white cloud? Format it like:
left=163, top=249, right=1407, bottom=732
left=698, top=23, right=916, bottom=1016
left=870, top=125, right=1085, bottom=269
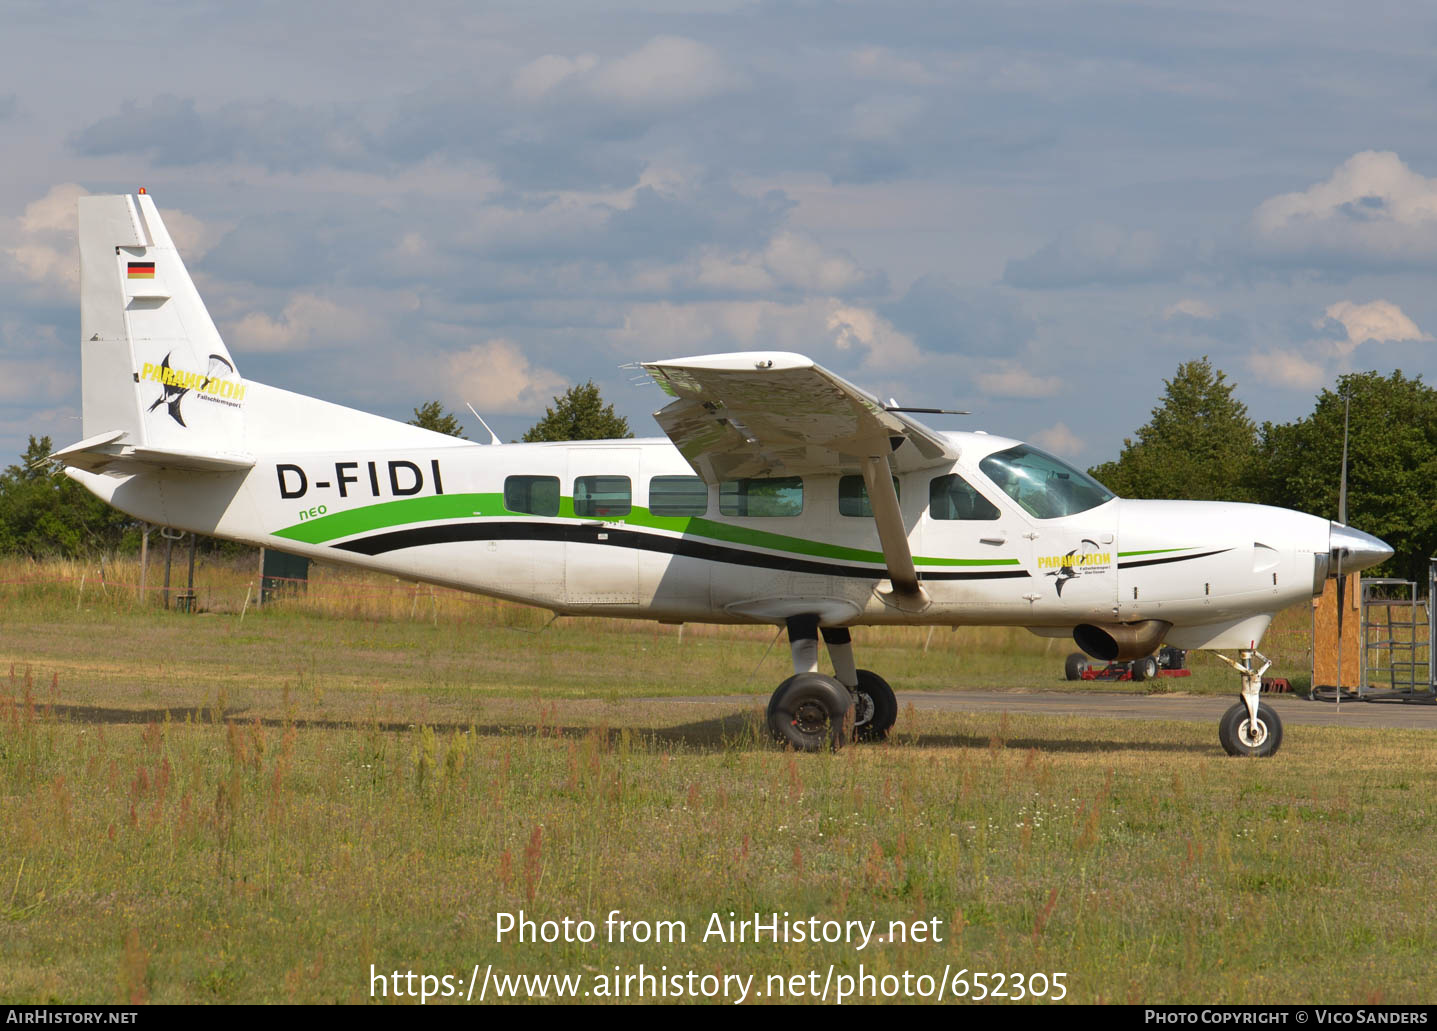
left=508, top=36, right=739, bottom=112
left=1247, top=350, right=1328, bottom=390
left=228, top=293, right=370, bottom=353
left=975, top=362, right=1062, bottom=398
left=1323, top=299, right=1430, bottom=353
left=1032, top=422, right=1083, bottom=457
left=588, top=37, right=737, bottom=108
left=846, top=95, right=925, bottom=143
left=763, top=233, right=871, bottom=293
left=162, top=208, right=227, bottom=261
left=848, top=47, right=938, bottom=86
left=609, top=298, right=916, bottom=372
left=1004, top=222, right=1177, bottom=288
left=5, top=183, right=88, bottom=293
left=5, top=184, right=222, bottom=300
left=512, top=53, right=599, bottom=102
left=825, top=303, right=921, bottom=369
left=1163, top=299, right=1217, bottom=320
left=1250, top=151, right=1437, bottom=265
left=446, top=339, right=567, bottom=414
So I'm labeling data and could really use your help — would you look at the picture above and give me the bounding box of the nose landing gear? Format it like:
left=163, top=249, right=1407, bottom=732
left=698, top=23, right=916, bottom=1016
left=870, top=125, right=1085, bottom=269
left=1214, top=649, right=1283, bottom=757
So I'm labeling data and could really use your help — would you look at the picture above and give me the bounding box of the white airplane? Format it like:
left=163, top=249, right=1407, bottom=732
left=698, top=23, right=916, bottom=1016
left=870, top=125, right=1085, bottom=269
left=57, top=193, right=1392, bottom=756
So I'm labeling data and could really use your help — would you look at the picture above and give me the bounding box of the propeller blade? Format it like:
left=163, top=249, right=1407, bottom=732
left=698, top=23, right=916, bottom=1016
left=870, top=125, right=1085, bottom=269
left=1338, top=395, right=1350, bottom=525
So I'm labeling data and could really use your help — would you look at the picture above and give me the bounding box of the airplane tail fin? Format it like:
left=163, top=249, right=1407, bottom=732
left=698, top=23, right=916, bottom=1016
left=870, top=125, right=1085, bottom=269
left=70, top=192, right=251, bottom=470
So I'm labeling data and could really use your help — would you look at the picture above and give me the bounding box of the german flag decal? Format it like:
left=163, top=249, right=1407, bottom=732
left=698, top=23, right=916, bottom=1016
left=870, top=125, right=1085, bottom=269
left=127, top=262, right=156, bottom=279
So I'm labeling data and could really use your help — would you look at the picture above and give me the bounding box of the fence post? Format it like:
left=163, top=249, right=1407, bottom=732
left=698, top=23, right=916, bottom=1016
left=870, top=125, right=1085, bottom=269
left=138, top=523, right=149, bottom=605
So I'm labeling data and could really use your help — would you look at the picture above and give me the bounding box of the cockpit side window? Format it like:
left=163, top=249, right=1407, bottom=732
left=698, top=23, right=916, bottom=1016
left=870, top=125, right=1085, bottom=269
left=978, top=445, right=1115, bottom=520
left=928, top=473, right=1000, bottom=520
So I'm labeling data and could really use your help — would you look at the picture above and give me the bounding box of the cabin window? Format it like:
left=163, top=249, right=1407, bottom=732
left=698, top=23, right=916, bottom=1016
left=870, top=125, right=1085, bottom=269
left=649, top=475, right=708, bottom=517
left=719, top=476, right=803, bottom=517
left=928, top=473, right=1001, bottom=520
left=838, top=474, right=900, bottom=517
left=978, top=444, right=1115, bottom=519
left=503, top=475, right=560, bottom=517
left=573, top=475, right=632, bottom=518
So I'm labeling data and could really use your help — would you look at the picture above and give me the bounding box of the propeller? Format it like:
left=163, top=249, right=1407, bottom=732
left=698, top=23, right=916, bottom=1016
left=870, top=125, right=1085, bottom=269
left=1334, top=394, right=1350, bottom=706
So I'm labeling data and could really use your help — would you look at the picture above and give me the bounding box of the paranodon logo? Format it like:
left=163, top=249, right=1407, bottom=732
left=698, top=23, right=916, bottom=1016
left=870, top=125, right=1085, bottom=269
left=139, top=353, right=245, bottom=426
left=1038, top=539, right=1111, bottom=596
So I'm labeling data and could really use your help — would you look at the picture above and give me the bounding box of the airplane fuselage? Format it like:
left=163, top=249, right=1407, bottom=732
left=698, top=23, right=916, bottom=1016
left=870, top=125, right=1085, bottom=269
left=76, top=398, right=1331, bottom=650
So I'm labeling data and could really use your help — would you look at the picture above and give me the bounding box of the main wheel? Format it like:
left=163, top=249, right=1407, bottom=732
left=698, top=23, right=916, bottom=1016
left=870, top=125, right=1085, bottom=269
left=1132, top=655, right=1159, bottom=682
left=1218, top=701, right=1283, bottom=757
left=767, top=673, right=852, bottom=752
left=1065, top=653, right=1089, bottom=681
left=853, top=669, right=897, bottom=741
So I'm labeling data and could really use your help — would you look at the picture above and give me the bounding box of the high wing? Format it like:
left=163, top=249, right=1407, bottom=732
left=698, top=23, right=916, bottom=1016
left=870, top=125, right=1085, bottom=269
left=642, top=352, right=956, bottom=480
left=641, top=351, right=958, bottom=599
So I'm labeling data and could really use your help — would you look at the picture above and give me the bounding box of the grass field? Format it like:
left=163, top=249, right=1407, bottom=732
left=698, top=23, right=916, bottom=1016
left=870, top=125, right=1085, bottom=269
left=4, top=556, right=1433, bottom=1005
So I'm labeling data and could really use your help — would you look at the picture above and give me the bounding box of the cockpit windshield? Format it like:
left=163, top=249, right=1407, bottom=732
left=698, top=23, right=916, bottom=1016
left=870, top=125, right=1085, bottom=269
left=978, top=444, right=1116, bottom=520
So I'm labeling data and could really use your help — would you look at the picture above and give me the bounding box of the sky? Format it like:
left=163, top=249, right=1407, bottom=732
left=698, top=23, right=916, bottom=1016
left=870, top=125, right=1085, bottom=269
left=3, top=0, right=1436, bottom=469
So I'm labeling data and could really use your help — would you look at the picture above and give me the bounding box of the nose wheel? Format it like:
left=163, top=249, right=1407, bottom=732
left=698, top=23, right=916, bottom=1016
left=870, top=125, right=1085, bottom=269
left=1218, top=700, right=1283, bottom=757
left=1214, top=649, right=1283, bottom=757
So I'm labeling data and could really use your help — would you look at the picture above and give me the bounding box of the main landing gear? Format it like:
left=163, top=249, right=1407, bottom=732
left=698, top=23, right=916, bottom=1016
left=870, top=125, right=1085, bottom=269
left=1214, top=649, right=1283, bottom=757
left=766, top=616, right=898, bottom=751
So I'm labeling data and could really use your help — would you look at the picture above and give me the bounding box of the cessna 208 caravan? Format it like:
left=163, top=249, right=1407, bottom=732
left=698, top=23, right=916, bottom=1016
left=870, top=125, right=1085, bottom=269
left=58, top=193, right=1392, bottom=756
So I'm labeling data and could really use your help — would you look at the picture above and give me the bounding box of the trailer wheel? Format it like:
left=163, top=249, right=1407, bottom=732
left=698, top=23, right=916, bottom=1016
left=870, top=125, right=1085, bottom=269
left=1065, top=653, right=1089, bottom=681
left=1132, top=655, right=1159, bottom=682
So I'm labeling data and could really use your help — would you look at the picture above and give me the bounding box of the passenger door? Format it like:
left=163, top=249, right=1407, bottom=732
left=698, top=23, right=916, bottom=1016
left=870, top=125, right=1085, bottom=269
left=564, top=448, right=641, bottom=605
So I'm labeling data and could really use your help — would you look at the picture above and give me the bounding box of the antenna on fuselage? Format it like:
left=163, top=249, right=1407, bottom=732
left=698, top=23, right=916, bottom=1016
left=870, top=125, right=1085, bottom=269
left=466, top=402, right=502, bottom=446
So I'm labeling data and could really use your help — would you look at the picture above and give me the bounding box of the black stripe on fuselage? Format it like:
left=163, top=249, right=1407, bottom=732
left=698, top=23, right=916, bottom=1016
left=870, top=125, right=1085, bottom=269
left=1117, top=548, right=1232, bottom=569
left=331, top=521, right=1032, bottom=582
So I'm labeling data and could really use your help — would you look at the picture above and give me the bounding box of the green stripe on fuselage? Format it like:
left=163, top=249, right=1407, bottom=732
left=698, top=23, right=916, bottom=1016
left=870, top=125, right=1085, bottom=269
left=273, top=493, right=1021, bottom=568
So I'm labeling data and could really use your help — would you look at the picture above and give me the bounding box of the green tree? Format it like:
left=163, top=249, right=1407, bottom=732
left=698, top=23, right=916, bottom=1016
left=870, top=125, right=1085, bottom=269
left=1089, top=358, right=1258, bottom=502
left=0, top=436, right=133, bottom=556
left=407, top=401, right=467, bottom=439
left=1253, top=370, right=1437, bottom=582
left=522, top=381, right=633, bottom=442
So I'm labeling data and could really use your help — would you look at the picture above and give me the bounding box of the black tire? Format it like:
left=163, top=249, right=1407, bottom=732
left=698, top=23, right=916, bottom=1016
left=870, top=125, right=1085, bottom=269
left=853, top=669, right=897, bottom=741
left=1064, top=653, right=1089, bottom=681
left=767, top=673, right=852, bottom=752
left=1132, top=655, right=1159, bottom=682
left=1218, top=701, right=1283, bottom=757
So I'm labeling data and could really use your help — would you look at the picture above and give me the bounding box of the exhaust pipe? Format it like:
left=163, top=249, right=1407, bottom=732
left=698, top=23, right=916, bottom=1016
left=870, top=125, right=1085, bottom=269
left=1074, top=620, right=1173, bottom=662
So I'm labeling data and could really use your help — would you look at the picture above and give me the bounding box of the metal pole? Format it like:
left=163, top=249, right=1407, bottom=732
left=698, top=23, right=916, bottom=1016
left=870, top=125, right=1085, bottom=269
left=138, top=523, right=149, bottom=605
left=163, top=535, right=173, bottom=610
left=186, top=533, right=197, bottom=613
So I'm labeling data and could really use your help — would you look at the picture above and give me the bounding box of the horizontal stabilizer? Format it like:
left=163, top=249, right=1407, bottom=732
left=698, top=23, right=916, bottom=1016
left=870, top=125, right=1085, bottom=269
left=53, top=432, right=254, bottom=474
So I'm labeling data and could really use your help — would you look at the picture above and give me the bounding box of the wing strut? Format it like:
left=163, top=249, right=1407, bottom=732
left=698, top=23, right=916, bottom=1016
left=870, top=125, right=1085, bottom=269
left=860, top=454, right=928, bottom=606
